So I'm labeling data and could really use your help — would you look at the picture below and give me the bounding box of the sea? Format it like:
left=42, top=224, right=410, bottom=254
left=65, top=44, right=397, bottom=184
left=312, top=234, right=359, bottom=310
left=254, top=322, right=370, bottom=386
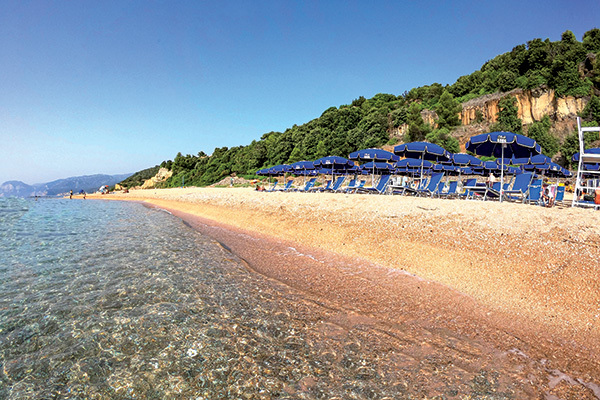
left=0, top=197, right=593, bottom=399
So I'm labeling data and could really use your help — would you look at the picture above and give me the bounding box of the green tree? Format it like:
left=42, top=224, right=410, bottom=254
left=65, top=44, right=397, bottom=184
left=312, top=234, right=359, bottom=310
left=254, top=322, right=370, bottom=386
left=492, top=96, right=522, bottom=133
left=580, top=94, right=600, bottom=124
left=435, top=90, right=462, bottom=129
left=315, top=140, right=328, bottom=159
left=526, top=116, right=558, bottom=156
left=425, top=128, right=460, bottom=153
left=559, top=122, right=599, bottom=168
left=583, top=28, right=600, bottom=52
left=406, top=102, right=430, bottom=141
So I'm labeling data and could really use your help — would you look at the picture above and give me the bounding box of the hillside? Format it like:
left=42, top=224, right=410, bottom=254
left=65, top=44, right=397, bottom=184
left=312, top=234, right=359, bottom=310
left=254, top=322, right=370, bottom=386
left=130, top=29, right=600, bottom=188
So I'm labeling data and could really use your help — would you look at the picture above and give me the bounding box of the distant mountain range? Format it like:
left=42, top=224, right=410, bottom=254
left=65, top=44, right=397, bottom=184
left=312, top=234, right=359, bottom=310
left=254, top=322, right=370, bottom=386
left=0, top=173, right=132, bottom=197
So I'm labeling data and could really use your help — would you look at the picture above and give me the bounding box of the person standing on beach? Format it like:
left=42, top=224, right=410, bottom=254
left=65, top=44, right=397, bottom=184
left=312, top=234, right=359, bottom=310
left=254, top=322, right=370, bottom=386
left=69, top=190, right=73, bottom=199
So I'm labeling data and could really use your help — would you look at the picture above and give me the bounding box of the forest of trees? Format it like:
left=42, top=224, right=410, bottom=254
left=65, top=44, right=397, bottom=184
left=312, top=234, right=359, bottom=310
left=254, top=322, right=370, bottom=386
left=138, top=29, right=600, bottom=188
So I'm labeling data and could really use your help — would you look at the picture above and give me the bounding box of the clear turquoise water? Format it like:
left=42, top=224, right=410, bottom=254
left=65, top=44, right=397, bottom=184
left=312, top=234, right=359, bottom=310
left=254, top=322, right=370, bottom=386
left=0, top=197, right=563, bottom=399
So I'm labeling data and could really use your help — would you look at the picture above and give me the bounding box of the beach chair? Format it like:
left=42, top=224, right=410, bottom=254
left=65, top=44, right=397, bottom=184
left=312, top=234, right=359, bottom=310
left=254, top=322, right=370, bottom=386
left=525, top=179, right=543, bottom=205
left=324, top=176, right=346, bottom=192
left=416, top=173, right=444, bottom=197
left=296, top=177, right=317, bottom=192
left=554, top=186, right=565, bottom=206
left=438, top=181, right=458, bottom=198
left=342, top=179, right=357, bottom=192
left=266, top=181, right=278, bottom=192
left=276, top=179, right=294, bottom=192
left=501, top=173, right=533, bottom=202
left=356, top=174, right=391, bottom=194
left=310, top=179, right=331, bottom=192
left=398, top=177, right=429, bottom=196
left=459, top=178, right=478, bottom=199
left=433, top=181, right=446, bottom=196
left=346, top=180, right=366, bottom=193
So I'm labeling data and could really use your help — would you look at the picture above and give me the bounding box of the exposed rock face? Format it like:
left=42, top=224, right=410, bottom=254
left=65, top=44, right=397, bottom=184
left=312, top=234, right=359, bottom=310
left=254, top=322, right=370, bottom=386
left=141, top=168, right=172, bottom=189
left=460, top=87, right=587, bottom=126
left=390, top=87, right=588, bottom=140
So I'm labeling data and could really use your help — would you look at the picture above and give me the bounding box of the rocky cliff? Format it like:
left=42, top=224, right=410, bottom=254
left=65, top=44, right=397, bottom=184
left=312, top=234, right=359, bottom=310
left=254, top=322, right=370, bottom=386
left=393, top=87, right=588, bottom=139
left=460, top=87, right=586, bottom=127
left=140, top=168, right=172, bottom=189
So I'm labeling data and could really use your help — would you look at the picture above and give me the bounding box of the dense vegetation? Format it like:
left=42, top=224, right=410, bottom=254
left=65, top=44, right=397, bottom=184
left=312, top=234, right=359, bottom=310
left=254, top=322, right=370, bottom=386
left=141, top=29, right=600, bottom=188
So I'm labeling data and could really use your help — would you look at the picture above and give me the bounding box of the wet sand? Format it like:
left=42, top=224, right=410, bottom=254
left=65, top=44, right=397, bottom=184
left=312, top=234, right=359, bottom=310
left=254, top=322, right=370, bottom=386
left=88, top=187, right=600, bottom=395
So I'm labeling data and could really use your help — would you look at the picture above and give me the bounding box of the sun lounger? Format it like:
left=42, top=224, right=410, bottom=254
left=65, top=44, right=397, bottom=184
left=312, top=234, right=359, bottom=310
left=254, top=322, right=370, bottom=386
left=416, top=173, right=444, bottom=197
left=554, top=186, right=565, bottom=205
left=266, top=181, right=278, bottom=192
left=323, top=176, right=346, bottom=192
left=310, top=179, right=332, bottom=192
left=295, top=177, right=317, bottom=192
left=342, top=178, right=356, bottom=191
left=356, top=174, right=391, bottom=194
left=499, top=173, right=533, bottom=202
left=438, top=181, right=458, bottom=198
left=276, top=179, right=294, bottom=192
left=525, top=179, right=543, bottom=205
left=459, top=178, right=477, bottom=199
left=346, top=179, right=366, bottom=193
left=396, top=177, right=429, bottom=196
left=463, top=183, right=493, bottom=200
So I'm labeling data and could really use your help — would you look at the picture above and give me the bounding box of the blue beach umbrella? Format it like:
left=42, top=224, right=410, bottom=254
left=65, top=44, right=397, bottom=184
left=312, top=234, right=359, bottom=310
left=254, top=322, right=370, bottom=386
left=394, top=141, right=451, bottom=180
left=313, top=156, right=355, bottom=183
left=359, top=161, right=395, bottom=175
left=445, top=153, right=483, bottom=167
left=511, top=154, right=551, bottom=166
left=289, top=160, right=316, bottom=185
left=270, top=164, right=292, bottom=175
left=348, top=148, right=400, bottom=162
left=572, top=148, right=600, bottom=162
left=394, top=158, right=434, bottom=169
left=289, top=160, right=315, bottom=172
left=466, top=132, right=541, bottom=201
left=349, top=148, right=399, bottom=185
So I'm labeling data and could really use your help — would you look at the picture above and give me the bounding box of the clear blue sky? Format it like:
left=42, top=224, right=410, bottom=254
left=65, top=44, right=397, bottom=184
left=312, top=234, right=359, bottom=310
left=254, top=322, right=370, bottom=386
left=1, top=0, right=599, bottom=184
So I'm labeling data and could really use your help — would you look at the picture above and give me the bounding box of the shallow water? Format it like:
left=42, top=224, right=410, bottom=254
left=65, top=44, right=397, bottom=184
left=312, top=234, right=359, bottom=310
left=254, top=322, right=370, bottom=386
left=0, top=198, right=595, bottom=399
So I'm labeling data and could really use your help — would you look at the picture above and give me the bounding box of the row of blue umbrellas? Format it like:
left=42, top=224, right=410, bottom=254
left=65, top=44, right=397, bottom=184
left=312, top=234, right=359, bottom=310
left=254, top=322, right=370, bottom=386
left=257, top=132, right=575, bottom=197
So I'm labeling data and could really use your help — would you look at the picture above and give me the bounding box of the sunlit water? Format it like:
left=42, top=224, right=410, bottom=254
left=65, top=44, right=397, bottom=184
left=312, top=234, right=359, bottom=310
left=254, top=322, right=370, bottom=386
left=1, top=197, right=591, bottom=399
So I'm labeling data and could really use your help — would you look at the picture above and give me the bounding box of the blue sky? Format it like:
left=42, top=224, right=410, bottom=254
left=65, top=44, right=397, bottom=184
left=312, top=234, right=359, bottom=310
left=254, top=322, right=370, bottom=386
left=1, top=0, right=599, bottom=184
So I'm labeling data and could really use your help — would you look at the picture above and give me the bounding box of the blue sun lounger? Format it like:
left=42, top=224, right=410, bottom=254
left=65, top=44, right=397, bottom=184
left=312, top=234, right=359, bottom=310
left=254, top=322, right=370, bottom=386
left=554, top=186, right=565, bottom=205
left=310, top=179, right=331, bottom=192
left=501, top=173, right=533, bottom=202
left=296, top=177, right=317, bottom=192
left=438, top=181, right=458, bottom=198
left=266, top=181, right=278, bottom=192
left=416, top=173, right=444, bottom=197
left=525, top=179, right=543, bottom=205
left=396, top=177, right=429, bottom=196
left=276, top=179, right=294, bottom=192
left=345, top=179, right=366, bottom=193
left=323, top=176, right=346, bottom=192
left=356, top=174, right=391, bottom=194
left=459, top=178, right=477, bottom=199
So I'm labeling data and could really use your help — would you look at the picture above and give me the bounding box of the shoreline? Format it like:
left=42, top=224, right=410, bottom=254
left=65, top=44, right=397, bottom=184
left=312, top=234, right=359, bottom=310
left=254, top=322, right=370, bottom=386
left=86, top=187, right=600, bottom=378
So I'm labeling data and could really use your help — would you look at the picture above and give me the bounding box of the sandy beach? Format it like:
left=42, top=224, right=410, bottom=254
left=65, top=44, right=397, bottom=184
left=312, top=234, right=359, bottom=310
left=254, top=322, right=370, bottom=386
left=87, top=187, right=600, bottom=388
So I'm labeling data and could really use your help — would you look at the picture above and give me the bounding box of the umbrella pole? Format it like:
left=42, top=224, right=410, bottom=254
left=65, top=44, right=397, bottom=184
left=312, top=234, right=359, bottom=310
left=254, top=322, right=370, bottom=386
left=372, top=164, right=375, bottom=187
left=500, top=145, right=505, bottom=202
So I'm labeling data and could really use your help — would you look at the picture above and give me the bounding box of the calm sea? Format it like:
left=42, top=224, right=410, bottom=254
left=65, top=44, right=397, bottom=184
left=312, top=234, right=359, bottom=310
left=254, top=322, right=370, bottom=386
left=0, top=197, right=576, bottom=399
